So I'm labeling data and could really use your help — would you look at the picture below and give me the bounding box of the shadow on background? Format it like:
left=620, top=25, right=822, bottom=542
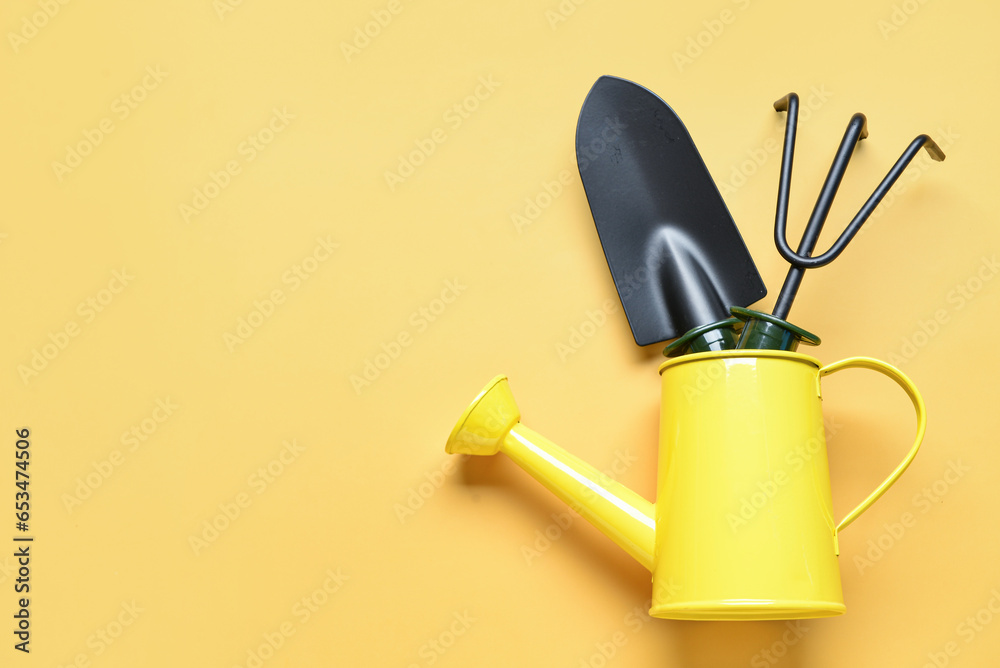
left=456, top=432, right=814, bottom=668
left=457, top=451, right=652, bottom=596
left=668, top=619, right=809, bottom=668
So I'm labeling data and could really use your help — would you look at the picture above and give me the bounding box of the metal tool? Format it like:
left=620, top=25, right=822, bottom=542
left=734, top=92, right=946, bottom=351
left=576, top=76, right=766, bottom=352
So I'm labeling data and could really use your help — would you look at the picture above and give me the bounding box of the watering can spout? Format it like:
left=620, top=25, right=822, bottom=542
left=446, top=376, right=655, bottom=571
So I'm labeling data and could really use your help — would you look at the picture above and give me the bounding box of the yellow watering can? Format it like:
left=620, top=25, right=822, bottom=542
left=445, top=350, right=925, bottom=620
left=444, top=80, right=940, bottom=621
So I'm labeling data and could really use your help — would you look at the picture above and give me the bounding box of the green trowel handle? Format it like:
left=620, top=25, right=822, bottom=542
left=663, top=318, right=742, bottom=357
left=731, top=307, right=821, bottom=352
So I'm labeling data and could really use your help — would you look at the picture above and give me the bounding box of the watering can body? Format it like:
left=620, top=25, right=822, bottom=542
left=445, top=350, right=925, bottom=621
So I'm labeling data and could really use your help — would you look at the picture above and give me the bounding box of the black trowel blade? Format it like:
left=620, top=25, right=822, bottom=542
left=576, top=76, right=766, bottom=346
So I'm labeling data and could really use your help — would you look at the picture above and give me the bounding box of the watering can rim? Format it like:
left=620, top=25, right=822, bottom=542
left=658, top=349, right=822, bottom=376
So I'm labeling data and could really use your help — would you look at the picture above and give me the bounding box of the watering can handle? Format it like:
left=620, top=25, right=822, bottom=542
left=819, top=357, right=927, bottom=534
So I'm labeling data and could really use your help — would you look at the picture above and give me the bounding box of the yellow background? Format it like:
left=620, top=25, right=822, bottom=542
left=1, top=0, right=998, bottom=666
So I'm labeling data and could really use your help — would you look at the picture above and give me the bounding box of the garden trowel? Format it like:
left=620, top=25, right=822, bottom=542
left=576, top=75, right=766, bottom=352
